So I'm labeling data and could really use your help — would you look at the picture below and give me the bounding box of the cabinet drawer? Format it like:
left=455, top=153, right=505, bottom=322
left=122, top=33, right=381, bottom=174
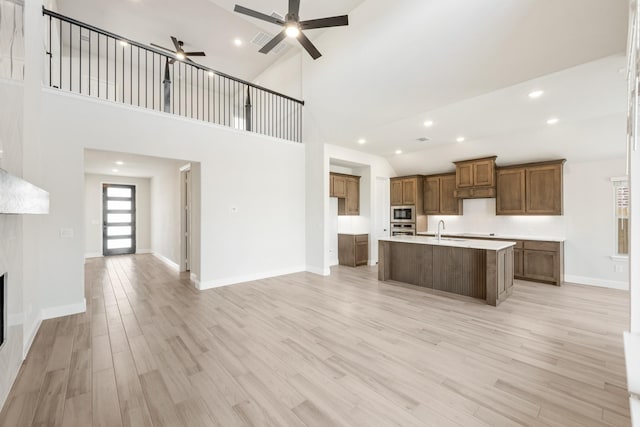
left=523, top=241, right=558, bottom=251
left=355, top=234, right=368, bottom=243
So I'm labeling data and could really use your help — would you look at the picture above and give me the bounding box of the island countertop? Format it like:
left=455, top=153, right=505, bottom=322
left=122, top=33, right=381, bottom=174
left=379, top=235, right=516, bottom=251
left=416, top=231, right=565, bottom=242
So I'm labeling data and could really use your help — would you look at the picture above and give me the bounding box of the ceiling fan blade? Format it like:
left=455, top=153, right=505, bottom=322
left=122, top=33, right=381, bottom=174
left=259, top=30, right=287, bottom=54
left=171, top=36, right=181, bottom=51
left=185, top=52, right=206, bottom=56
left=300, top=15, right=349, bottom=30
left=289, top=0, right=300, bottom=16
left=234, top=5, right=284, bottom=25
left=150, top=43, right=175, bottom=53
left=297, top=31, right=322, bottom=60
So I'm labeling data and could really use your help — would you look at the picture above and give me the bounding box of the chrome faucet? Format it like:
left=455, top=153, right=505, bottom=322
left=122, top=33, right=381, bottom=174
left=437, top=220, right=446, bottom=241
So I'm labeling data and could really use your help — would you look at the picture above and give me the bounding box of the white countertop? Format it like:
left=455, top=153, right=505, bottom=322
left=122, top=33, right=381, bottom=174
left=379, top=235, right=515, bottom=251
left=416, top=232, right=565, bottom=242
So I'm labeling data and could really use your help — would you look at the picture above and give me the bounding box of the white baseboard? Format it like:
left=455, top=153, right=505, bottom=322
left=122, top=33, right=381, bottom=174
left=368, top=259, right=378, bottom=266
left=190, top=272, right=198, bottom=282
left=306, top=266, right=331, bottom=276
left=136, top=249, right=152, bottom=254
left=41, top=298, right=87, bottom=320
left=23, top=314, right=42, bottom=359
left=152, top=252, right=179, bottom=271
left=84, top=252, right=103, bottom=259
left=564, top=274, right=629, bottom=290
left=197, top=266, right=307, bottom=291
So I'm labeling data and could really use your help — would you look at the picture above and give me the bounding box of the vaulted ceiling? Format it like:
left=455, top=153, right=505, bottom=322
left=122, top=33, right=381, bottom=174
left=57, top=0, right=630, bottom=162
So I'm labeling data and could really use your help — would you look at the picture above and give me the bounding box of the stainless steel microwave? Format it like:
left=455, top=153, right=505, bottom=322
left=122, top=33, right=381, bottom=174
left=391, top=205, right=415, bottom=223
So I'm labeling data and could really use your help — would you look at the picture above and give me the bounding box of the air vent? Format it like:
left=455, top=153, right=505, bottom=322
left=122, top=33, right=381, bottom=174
left=417, top=137, right=431, bottom=142
left=250, top=31, right=288, bottom=54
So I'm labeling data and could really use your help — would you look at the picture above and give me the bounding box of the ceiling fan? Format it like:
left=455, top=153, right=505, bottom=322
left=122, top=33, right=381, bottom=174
left=234, top=0, right=348, bottom=60
left=150, top=36, right=206, bottom=64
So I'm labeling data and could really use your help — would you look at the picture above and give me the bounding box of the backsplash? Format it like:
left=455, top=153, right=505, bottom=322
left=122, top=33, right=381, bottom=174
left=427, top=198, right=567, bottom=238
left=0, top=0, right=24, bottom=81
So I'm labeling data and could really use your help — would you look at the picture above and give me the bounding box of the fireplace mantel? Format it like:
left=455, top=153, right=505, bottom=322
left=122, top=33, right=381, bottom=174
left=0, top=168, right=49, bottom=215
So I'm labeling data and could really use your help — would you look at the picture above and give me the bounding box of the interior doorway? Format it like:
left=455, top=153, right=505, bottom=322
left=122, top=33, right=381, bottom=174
left=180, top=164, right=192, bottom=272
left=102, top=184, right=136, bottom=256
left=373, top=177, right=390, bottom=263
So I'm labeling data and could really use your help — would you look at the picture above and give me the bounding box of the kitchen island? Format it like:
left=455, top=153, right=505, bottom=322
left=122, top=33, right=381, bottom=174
left=378, top=236, right=515, bottom=306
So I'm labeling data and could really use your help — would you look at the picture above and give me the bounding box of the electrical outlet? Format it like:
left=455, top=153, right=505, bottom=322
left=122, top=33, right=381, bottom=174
left=230, top=206, right=238, bottom=214
left=59, top=228, right=74, bottom=238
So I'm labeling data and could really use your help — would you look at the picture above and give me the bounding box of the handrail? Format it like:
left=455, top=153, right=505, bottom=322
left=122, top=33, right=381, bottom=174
left=42, top=6, right=304, bottom=105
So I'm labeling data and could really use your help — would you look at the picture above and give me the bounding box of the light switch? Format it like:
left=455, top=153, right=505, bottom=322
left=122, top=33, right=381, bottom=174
left=60, top=228, right=74, bottom=238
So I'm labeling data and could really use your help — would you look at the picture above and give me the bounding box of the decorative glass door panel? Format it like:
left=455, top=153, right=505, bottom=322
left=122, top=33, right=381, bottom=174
left=103, top=184, right=136, bottom=256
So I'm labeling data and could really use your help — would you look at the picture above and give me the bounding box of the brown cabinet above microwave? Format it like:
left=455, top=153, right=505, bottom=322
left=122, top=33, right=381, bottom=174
left=453, top=156, right=497, bottom=199
left=423, top=173, right=462, bottom=215
left=390, top=175, right=424, bottom=207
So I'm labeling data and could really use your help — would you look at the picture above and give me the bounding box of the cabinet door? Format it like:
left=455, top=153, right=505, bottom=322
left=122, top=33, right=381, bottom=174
left=423, top=177, right=440, bottom=214
left=514, top=248, right=524, bottom=277
left=355, top=236, right=368, bottom=266
left=333, top=175, right=347, bottom=198
left=523, top=249, right=557, bottom=282
left=345, top=178, right=360, bottom=215
left=402, top=178, right=416, bottom=205
left=390, top=179, right=404, bottom=206
left=473, top=160, right=495, bottom=187
left=439, top=174, right=462, bottom=215
left=456, top=163, right=474, bottom=188
left=496, top=168, right=526, bottom=215
left=526, top=164, right=562, bottom=215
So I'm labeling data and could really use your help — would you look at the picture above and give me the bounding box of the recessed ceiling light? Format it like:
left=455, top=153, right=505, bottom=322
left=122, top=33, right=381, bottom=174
left=115, top=161, right=124, bottom=166
left=112, top=169, right=119, bottom=173
left=119, top=40, right=129, bottom=47
left=357, top=138, right=366, bottom=144
left=423, top=120, right=434, bottom=127
left=233, top=38, right=243, bottom=46
left=528, top=90, right=544, bottom=99
left=547, top=117, right=559, bottom=125
left=395, top=149, right=403, bottom=155
left=456, top=137, right=465, bottom=143
left=208, top=71, right=214, bottom=77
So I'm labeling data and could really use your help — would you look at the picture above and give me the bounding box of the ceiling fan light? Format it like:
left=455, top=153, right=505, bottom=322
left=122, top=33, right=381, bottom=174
left=285, top=23, right=300, bottom=38
left=176, top=51, right=186, bottom=60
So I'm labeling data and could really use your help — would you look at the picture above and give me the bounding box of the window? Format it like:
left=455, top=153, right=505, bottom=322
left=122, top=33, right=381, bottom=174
left=613, top=177, right=629, bottom=256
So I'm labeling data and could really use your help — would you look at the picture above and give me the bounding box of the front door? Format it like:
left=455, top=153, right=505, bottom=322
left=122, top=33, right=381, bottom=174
left=102, top=184, right=136, bottom=256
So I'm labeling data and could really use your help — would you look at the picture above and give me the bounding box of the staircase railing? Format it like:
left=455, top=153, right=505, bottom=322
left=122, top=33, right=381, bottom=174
left=42, top=7, right=304, bottom=143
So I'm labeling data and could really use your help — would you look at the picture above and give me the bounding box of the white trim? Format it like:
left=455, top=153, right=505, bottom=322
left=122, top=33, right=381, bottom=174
left=624, top=332, right=640, bottom=396
left=611, top=176, right=629, bottom=182
left=179, top=163, right=192, bottom=172
left=306, top=265, right=331, bottom=276
left=610, top=255, right=629, bottom=261
left=41, top=299, right=87, bottom=320
left=564, top=274, right=629, bottom=290
left=197, top=266, right=307, bottom=291
left=190, top=272, right=198, bottom=282
left=136, top=249, right=152, bottom=254
left=23, top=315, right=42, bottom=359
left=84, top=252, right=103, bottom=259
left=368, top=259, right=377, bottom=266
left=631, top=397, right=639, bottom=427
left=152, top=252, right=179, bottom=271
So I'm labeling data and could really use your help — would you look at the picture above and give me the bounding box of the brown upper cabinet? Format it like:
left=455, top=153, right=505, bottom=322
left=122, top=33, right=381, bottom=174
left=390, top=176, right=424, bottom=208
left=423, top=173, right=463, bottom=215
left=330, top=172, right=360, bottom=216
left=453, top=156, right=497, bottom=199
left=496, top=159, right=565, bottom=216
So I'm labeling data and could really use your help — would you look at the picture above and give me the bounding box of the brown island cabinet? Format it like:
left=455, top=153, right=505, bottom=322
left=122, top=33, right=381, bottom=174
left=378, top=236, right=515, bottom=306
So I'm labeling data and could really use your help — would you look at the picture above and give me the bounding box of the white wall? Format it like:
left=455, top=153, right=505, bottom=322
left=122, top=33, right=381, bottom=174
left=84, top=174, right=151, bottom=257
left=0, top=80, right=25, bottom=411
left=39, top=89, right=306, bottom=300
left=150, top=163, right=181, bottom=266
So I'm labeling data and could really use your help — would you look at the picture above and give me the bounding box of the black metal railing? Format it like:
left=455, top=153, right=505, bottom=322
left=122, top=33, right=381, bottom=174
left=42, top=7, right=304, bottom=143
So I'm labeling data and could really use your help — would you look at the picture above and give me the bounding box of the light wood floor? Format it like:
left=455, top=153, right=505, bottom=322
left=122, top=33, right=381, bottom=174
left=0, top=254, right=631, bottom=426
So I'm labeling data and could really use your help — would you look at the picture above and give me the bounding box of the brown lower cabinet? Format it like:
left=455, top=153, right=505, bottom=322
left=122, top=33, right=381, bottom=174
left=338, top=234, right=369, bottom=267
left=425, top=234, right=564, bottom=285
